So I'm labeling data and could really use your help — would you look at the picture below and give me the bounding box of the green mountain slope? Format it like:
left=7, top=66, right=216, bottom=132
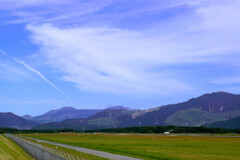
left=164, top=108, right=224, bottom=126
left=205, top=116, right=240, bottom=129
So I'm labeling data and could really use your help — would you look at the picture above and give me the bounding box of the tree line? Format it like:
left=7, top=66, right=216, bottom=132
left=85, top=125, right=240, bottom=134
left=1, top=125, right=240, bottom=134
left=0, top=128, right=74, bottom=134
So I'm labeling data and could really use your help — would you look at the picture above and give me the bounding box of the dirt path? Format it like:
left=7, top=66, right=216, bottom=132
left=25, top=136, right=142, bottom=160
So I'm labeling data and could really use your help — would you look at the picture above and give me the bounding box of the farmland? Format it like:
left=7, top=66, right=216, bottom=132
left=0, top=135, right=33, bottom=160
left=24, top=133, right=240, bottom=160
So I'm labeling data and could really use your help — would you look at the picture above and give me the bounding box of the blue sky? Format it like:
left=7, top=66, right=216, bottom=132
left=0, top=0, right=240, bottom=116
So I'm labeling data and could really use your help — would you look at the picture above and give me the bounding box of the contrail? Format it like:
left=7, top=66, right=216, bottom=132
left=0, top=49, right=8, bottom=56
left=14, top=58, right=71, bottom=100
left=0, top=49, right=71, bottom=100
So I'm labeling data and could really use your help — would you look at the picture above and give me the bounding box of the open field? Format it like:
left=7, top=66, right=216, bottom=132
left=0, top=135, right=34, bottom=160
left=24, top=133, right=240, bottom=160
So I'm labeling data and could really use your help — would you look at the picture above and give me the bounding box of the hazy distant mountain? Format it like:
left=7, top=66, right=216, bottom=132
left=0, top=112, right=37, bottom=129
left=205, top=116, right=240, bottom=129
left=22, top=106, right=102, bottom=124
left=34, top=106, right=134, bottom=130
left=34, top=92, right=240, bottom=130
left=107, top=105, right=133, bottom=110
left=22, top=115, right=33, bottom=119
left=89, top=106, right=131, bottom=119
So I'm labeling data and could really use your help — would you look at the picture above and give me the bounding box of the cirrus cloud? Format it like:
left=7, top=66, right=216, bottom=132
left=27, top=24, right=193, bottom=95
left=25, top=0, right=240, bottom=95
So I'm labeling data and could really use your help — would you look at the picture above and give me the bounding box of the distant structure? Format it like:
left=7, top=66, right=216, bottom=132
left=163, top=131, right=170, bottom=134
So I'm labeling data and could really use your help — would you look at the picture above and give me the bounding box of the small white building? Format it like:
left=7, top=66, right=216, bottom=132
left=164, top=131, right=170, bottom=134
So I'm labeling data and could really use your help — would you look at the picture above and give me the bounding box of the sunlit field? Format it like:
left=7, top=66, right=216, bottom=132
left=24, top=133, right=240, bottom=160
left=0, top=135, right=33, bottom=160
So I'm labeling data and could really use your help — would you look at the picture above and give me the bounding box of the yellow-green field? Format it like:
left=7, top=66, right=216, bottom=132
left=0, top=135, right=34, bottom=160
left=24, top=133, right=240, bottom=160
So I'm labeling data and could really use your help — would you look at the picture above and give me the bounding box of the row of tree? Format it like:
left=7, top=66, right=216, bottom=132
left=0, top=128, right=74, bottom=134
left=1, top=126, right=240, bottom=134
left=85, top=125, right=240, bottom=134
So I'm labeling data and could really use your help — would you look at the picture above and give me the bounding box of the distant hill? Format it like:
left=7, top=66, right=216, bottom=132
left=22, top=106, right=102, bottom=124
left=205, top=116, right=240, bottom=129
left=34, top=106, right=134, bottom=130
left=33, top=92, right=240, bottom=130
left=0, top=112, right=37, bottom=129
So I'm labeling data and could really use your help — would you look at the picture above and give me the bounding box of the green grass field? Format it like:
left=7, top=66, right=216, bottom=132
left=0, top=135, right=34, bottom=160
left=24, top=133, right=240, bottom=160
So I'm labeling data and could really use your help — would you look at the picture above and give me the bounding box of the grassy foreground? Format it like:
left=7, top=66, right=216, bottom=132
left=24, top=133, right=240, bottom=160
left=0, top=135, right=34, bottom=160
left=20, top=136, right=108, bottom=160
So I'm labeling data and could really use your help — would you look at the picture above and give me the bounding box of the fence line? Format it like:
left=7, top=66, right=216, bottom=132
left=5, top=134, right=80, bottom=160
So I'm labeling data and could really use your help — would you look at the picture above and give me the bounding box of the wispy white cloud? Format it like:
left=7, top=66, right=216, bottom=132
left=0, top=0, right=195, bottom=25
left=1, top=0, right=240, bottom=96
left=0, top=0, right=111, bottom=24
left=212, top=77, right=240, bottom=85
left=0, top=0, right=66, bottom=9
left=1, top=48, right=71, bottom=100
left=0, top=50, right=32, bottom=81
left=0, top=97, right=65, bottom=105
left=25, top=0, right=240, bottom=95
left=27, top=24, right=193, bottom=95
left=0, top=63, right=31, bottom=81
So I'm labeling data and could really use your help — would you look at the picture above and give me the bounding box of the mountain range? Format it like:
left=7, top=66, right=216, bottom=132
left=33, top=92, right=240, bottom=130
left=34, top=106, right=134, bottom=130
left=22, top=107, right=102, bottom=124
left=1, top=91, right=240, bottom=130
left=121, top=91, right=240, bottom=127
